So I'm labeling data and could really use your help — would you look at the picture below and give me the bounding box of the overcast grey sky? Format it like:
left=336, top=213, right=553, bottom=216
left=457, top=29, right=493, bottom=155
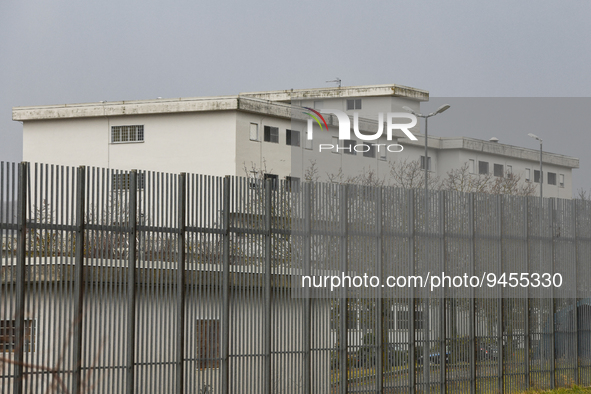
left=2, top=1, right=590, bottom=190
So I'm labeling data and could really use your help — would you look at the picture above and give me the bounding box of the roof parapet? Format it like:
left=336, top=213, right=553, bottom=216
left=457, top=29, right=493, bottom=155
left=13, top=83, right=429, bottom=121
left=240, top=84, right=429, bottom=102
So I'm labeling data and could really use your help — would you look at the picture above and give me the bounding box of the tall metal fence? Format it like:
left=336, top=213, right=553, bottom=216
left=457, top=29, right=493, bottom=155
left=1, top=161, right=591, bottom=394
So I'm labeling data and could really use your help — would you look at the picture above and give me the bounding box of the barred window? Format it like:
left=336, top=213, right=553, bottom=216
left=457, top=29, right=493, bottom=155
left=112, top=172, right=145, bottom=190
left=111, top=125, right=144, bottom=143
left=1, top=319, right=35, bottom=352
left=347, top=99, right=362, bottom=110
left=494, top=164, right=504, bottom=177
left=264, top=126, right=279, bottom=143
left=548, top=172, right=557, bottom=185
left=286, top=130, right=300, bottom=147
left=479, top=161, right=489, bottom=175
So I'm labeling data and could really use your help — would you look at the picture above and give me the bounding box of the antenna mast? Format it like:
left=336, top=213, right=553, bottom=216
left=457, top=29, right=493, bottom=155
left=326, top=77, right=342, bottom=88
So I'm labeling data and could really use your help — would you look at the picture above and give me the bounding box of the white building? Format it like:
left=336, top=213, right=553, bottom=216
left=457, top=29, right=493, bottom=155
left=13, top=84, right=578, bottom=198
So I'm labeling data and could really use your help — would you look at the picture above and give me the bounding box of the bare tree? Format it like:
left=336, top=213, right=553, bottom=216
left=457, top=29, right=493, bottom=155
left=441, top=163, right=491, bottom=193
left=576, top=187, right=591, bottom=201
left=304, top=160, right=320, bottom=183
left=387, top=159, right=441, bottom=190
left=327, top=167, right=386, bottom=188
left=442, top=163, right=536, bottom=196
left=488, top=171, right=536, bottom=196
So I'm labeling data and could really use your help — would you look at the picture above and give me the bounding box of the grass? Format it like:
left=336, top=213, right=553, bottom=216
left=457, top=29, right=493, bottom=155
left=521, top=387, right=591, bottom=393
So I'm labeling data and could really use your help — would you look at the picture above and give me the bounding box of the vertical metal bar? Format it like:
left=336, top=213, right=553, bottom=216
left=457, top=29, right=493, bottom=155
left=176, top=173, right=186, bottom=394
left=550, top=198, right=556, bottom=390
left=221, top=176, right=230, bottom=394
left=409, top=189, right=416, bottom=394
left=264, top=179, right=272, bottom=394
left=497, top=195, right=504, bottom=394
left=423, top=192, right=430, bottom=394
left=126, top=170, right=138, bottom=394
left=303, top=183, right=312, bottom=394
left=13, top=162, right=27, bottom=394
left=72, top=166, right=86, bottom=394
left=469, top=194, right=476, bottom=394
left=376, top=187, right=383, bottom=394
left=524, top=197, right=530, bottom=389
left=439, top=191, right=446, bottom=394
left=340, top=184, right=348, bottom=394
left=573, top=200, right=579, bottom=385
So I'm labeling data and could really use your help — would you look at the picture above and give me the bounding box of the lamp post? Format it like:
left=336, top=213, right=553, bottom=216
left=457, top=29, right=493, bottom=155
left=528, top=133, right=544, bottom=286
left=403, top=104, right=450, bottom=392
left=527, top=133, right=543, bottom=201
left=403, top=105, right=451, bottom=207
left=528, top=131, right=549, bottom=372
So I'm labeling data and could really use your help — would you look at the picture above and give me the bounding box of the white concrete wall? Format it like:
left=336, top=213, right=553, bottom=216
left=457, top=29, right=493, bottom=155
left=20, top=101, right=576, bottom=199
left=235, top=112, right=293, bottom=178
left=438, top=148, right=573, bottom=199
left=24, top=118, right=109, bottom=169
left=23, top=112, right=238, bottom=176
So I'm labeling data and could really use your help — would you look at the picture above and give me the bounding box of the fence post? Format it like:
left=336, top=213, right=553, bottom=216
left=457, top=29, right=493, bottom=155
left=573, top=200, right=579, bottom=385
left=524, top=197, right=530, bottom=389
left=126, top=170, right=138, bottom=394
left=340, top=184, right=349, bottom=394
left=376, top=187, right=383, bottom=394
left=72, top=166, right=86, bottom=394
left=264, top=179, right=272, bottom=394
left=176, top=173, right=186, bottom=394
left=409, top=189, right=416, bottom=394
left=221, top=177, right=231, bottom=394
left=13, top=162, right=27, bottom=394
left=439, top=191, right=446, bottom=394
left=497, top=195, right=504, bottom=394
left=303, top=183, right=312, bottom=394
left=469, top=193, right=476, bottom=394
left=550, top=198, right=556, bottom=389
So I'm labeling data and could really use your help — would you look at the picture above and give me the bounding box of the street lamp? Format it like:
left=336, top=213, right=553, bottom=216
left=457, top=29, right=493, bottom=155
left=527, top=133, right=547, bottom=356
left=527, top=133, right=543, bottom=200
left=402, top=104, right=450, bottom=391
left=403, top=104, right=451, bottom=201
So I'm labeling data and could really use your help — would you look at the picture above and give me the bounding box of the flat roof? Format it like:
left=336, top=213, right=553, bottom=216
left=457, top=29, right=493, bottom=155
left=12, top=83, right=429, bottom=121
left=240, top=83, right=429, bottom=102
